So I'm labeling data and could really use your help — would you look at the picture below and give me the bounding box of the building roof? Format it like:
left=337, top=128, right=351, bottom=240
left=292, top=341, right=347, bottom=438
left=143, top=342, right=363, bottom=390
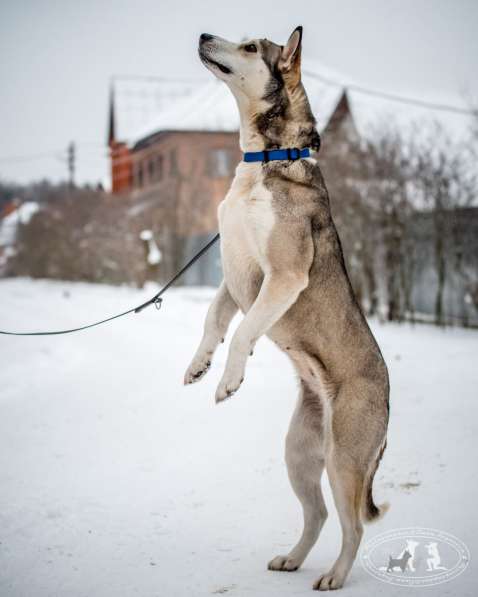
left=110, top=72, right=346, bottom=146
left=109, top=77, right=202, bottom=145
left=109, top=61, right=472, bottom=148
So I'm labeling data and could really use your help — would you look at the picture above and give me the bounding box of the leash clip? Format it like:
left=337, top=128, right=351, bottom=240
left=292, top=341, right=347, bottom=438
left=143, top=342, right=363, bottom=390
left=154, top=297, right=163, bottom=310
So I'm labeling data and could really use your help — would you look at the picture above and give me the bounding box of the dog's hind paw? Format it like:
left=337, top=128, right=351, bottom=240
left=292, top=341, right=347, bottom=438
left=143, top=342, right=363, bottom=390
left=313, top=570, right=346, bottom=591
left=268, top=555, right=300, bottom=572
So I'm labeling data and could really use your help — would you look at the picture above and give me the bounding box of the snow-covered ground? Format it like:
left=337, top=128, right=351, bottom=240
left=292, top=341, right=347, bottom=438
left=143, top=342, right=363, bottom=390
left=0, top=278, right=477, bottom=597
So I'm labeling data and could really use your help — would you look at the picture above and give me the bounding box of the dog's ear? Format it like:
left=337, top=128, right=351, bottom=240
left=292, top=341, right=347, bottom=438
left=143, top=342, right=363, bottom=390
left=279, top=26, right=302, bottom=85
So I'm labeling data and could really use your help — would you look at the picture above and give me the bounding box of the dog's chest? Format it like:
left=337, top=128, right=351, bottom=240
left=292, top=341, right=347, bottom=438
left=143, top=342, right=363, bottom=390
left=218, top=166, right=275, bottom=312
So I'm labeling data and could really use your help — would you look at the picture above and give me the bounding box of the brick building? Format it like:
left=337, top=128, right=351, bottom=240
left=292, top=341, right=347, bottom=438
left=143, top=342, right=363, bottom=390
left=108, top=77, right=350, bottom=199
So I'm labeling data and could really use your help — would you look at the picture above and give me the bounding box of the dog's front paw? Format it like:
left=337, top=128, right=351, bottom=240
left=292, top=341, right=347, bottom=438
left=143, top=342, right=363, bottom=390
left=215, top=368, right=244, bottom=403
left=184, top=353, right=212, bottom=385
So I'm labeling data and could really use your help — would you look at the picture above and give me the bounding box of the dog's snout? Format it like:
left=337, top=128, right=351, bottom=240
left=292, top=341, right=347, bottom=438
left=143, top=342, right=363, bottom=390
left=200, top=33, right=213, bottom=43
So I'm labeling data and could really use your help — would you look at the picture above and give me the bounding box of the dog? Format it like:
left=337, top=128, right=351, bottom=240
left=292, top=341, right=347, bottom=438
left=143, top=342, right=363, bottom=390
left=387, top=550, right=411, bottom=573
left=426, top=542, right=447, bottom=571
left=184, top=26, right=390, bottom=591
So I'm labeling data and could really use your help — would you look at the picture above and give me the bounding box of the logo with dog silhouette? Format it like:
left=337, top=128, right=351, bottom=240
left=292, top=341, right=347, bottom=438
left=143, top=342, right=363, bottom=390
left=361, top=528, right=469, bottom=587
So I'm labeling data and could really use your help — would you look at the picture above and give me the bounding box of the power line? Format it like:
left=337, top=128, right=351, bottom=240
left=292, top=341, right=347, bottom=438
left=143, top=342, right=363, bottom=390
left=0, top=143, right=106, bottom=165
left=0, top=150, right=66, bottom=164
left=0, top=70, right=474, bottom=168
left=112, top=74, right=206, bottom=84
left=113, top=70, right=476, bottom=115
left=302, top=68, right=475, bottom=116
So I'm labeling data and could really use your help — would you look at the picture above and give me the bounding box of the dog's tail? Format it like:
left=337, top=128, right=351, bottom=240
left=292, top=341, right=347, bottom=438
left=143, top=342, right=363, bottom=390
left=362, top=439, right=389, bottom=523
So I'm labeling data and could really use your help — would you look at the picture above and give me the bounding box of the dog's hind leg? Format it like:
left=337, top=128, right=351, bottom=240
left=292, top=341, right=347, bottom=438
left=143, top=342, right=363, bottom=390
left=269, top=381, right=328, bottom=572
left=314, top=378, right=388, bottom=591
left=314, top=454, right=364, bottom=591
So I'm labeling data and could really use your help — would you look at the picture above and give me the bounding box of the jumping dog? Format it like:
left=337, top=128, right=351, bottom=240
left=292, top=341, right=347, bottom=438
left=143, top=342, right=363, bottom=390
left=185, top=26, right=390, bottom=591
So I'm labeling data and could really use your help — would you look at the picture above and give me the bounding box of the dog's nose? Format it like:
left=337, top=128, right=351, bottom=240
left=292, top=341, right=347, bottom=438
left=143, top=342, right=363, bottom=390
left=200, top=33, right=213, bottom=43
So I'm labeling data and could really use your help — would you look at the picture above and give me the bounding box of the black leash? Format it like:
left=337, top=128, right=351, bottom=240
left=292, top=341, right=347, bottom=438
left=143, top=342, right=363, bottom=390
left=0, top=233, right=220, bottom=337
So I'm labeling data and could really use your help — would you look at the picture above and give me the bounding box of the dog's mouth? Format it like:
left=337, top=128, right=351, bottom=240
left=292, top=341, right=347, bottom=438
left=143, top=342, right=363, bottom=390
left=199, top=49, right=232, bottom=75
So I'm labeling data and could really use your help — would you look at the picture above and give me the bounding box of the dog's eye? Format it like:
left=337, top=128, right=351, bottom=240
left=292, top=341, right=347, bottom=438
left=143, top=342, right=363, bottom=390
left=244, top=44, right=257, bottom=53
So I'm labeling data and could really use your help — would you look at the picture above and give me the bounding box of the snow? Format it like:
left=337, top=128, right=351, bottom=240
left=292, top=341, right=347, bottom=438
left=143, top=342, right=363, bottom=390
left=130, top=80, right=239, bottom=144
left=0, top=278, right=477, bottom=597
left=0, top=202, right=39, bottom=248
left=140, top=230, right=162, bottom=266
left=128, top=74, right=344, bottom=145
left=113, top=78, right=203, bottom=144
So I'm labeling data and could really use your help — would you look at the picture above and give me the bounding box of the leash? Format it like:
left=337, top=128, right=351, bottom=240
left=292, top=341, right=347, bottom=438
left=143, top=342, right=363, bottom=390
left=0, top=145, right=315, bottom=337
left=0, top=233, right=220, bottom=336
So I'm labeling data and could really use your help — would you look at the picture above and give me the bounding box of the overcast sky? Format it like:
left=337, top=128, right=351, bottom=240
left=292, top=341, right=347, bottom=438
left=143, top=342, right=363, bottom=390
left=1, top=0, right=477, bottom=187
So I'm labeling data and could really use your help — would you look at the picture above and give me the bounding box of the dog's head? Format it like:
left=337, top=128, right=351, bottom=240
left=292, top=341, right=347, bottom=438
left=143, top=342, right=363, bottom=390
left=198, top=27, right=303, bottom=102
left=198, top=27, right=320, bottom=152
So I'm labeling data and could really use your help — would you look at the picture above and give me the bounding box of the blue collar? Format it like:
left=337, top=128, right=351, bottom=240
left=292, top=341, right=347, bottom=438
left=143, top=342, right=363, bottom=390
left=243, top=147, right=310, bottom=163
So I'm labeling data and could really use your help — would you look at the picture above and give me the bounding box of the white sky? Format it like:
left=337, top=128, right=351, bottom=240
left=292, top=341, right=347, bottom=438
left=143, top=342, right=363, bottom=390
left=0, top=0, right=477, bottom=186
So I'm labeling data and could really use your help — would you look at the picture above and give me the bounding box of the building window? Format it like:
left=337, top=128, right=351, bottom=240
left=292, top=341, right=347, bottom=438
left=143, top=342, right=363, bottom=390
left=141, top=155, right=163, bottom=185
left=155, top=155, right=163, bottom=181
left=170, top=149, right=178, bottom=176
left=136, top=162, right=143, bottom=188
left=148, top=158, right=155, bottom=182
left=208, top=149, right=234, bottom=178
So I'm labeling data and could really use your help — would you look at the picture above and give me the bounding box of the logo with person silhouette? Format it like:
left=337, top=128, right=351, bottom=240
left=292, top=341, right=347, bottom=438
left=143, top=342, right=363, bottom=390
left=361, top=528, right=469, bottom=587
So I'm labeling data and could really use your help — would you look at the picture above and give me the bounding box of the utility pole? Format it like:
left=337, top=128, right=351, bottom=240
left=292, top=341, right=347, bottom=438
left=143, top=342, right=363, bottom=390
left=67, top=141, right=75, bottom=189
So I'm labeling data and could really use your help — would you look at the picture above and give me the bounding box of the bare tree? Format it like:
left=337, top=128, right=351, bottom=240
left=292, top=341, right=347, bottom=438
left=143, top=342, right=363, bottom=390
left=320, top=134, right=382, bottom=316
left=353, top=128, right=418, bottom=322
left=411, top=124, right=476, bottom=325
